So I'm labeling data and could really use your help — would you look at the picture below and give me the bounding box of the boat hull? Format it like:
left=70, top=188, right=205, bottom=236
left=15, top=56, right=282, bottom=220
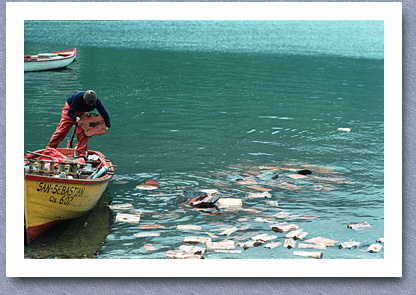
left=24, top=49, right=77, bottom=72
left=24, top=148, right=113, bottom=244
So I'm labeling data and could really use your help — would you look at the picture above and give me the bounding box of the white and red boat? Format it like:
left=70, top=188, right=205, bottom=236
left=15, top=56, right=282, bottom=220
left=24, top=48, right=77, bottom=72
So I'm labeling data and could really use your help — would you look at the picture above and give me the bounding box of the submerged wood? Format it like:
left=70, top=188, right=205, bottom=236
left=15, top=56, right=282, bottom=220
left=237, top=240, right=264, bottom=250
left=139, top=224, right=165, bottom=229
left=217, top=198, right=243, bottom=208
left=285, top=229, right=304, bottom=239
left=347, top=221, right=371, bottom=230
left=218, top=227, right=238, bottom=236
left=108, top=203, right=133, bottom=210
left=366, top=244, right=383, bottom=253
left=115, top=213, right=141, bottom=224
left=304, top=237, right=337, bottom=246
left=205, top=231, right=219, bottom=239
left=184, top=236, right=212, bottom=244
left=339, top=241, right=362, bottom=249
left=271, top=223, right=299, bottom=233
left=293, top=251, right=323, bottom=259
left=250, top=233, right=277, bottom=242
left=264, top=241, right=282, bottom=249
left=376, top=237, right=384, bottom=243
left=298, top=243, right=327, bottom=250
left=206, top=240, right=235, bottom=250
left=165, top=250, right=203, bottom=259
left=284, top=238, right=296, bottom=249
left=245, top=191, right=272, bottom=198
left=247, top=185, right=272, bottom=192
left=179, top=245, right=206, bottom=254
left=177, top=224, right=202, bottom=231
left=133, top=232, right=160, bottom=238
left=214, top=250, right=242, bottom=254
left=144, top=244, right=157, bottom=251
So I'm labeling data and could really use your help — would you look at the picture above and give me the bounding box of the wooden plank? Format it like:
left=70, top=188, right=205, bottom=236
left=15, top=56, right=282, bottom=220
left=247, top=185, right=272, bottom=192
left=184, top=236, right=212, bottom=244
left=264, top=241, right=282, bottom=249
left=298, top=243, right=327, bottom=250
left=206, top=240, right=235, bottom=251
left=165, top=250, right=203, bottom=259
left=347, top=221, right=371, bottom=230
left=293, top=251, right=323, bottom=259
left=177, top=224, right=202, bottom=231
left=367, top=244, right=383, bottom=253
left=115, top=213, right=141, bottom=224
left=284, top=238, right=296, bottom=249
left=339, top=241, right=362, bottom=249
left=271, top=223, right=299, bottom=233
left=304, top=237, right=338, bottom=246
left=217, top=198, right=243, bottom=208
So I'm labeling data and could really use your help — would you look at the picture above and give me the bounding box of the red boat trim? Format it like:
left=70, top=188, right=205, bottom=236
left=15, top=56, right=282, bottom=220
left=26, top=220, right=62, bottom=244
left=24, top=48, right=77, bottom=63
left=25, top=173, right=112, bottom=185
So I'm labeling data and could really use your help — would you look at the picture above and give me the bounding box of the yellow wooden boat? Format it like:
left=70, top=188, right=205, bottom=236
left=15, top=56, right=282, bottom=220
left=24, top=148, right=114, bottom=244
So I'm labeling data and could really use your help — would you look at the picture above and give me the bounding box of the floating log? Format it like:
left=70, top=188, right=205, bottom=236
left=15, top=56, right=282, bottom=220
left=179, top=245, right=206, bottom=254
left=108, top=203, right=133, bottom=210
left=304, top=237, right=337, bottom=246
left=265, top=200, right=279, bottom=207
left=165, top=250, right=203, bottom=259
left=347, top=221, right=371, bottom=230
left=236, top=179, right=258, bottom=185
left=367, top=244, right=383, bottom=253
left=135, top=185, right=158, bottom=190
left=139, top=224, right=165, bottom=229
left=113, top=180, right=129, bottom=185
left=218, top=227, right=238, bottom=236
left=274, top=212, right=292, bottom=219
left=214, top=250, right=242, bottom=254
left=285, top=229, right=308, bottom=240
left=287, top=174, right=308, bottom=180
left=247, top=185, right=272, bottom=192
left=217, top=198, right=243, bottom=208
left=205, top=231, right=218, bottom=239
left=237, top=240, right=265, bottom=250
left=144, top=244, right=157, bottom=251
left=245, top=191, right=272, bottom=198
left=284, top=238, right=296, bottom=249
left=177, top=224, right=202, bottom=231
left=115, top=213, right=141, bottom=224
left=298, top=243, right=327, bottom=250
left=271, top=223, right=299, bottom=233
left=293, top=251, right=323, bottom=259
left=133, top=232, right=160, bottom=238
left=206, top=240, right=235, bottom=251
left=264, top=241, right=282, bottom=249
left=254, top=217, right=274, bottom=223
left=250, top=233, right=277, bottom=242
left=339, top=241, right=362, bottom=249
left=184, top=236, right=212, bottom=244
left=376, top=237, right=384, bottom=243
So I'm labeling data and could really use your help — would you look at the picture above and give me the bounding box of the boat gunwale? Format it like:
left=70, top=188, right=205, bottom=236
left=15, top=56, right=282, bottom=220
left=24, top=173, right=112, bottom=185
left=24, top=147, right=113, bottom=185
left=24, top=48, right=77, bottom=63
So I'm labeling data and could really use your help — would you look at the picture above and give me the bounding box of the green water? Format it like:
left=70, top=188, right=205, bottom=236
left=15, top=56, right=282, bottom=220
left=24, top=21, right=384, bottom=259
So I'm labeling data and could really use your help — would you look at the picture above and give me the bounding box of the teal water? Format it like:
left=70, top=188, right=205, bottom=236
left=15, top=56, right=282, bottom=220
left=24, top=21, right=384, bottom=259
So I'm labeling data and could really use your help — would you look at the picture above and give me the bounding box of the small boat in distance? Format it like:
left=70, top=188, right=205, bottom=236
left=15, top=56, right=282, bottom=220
left=24, top=147, right=114, bottom=244
left=24, top=48, right=77, bottom=72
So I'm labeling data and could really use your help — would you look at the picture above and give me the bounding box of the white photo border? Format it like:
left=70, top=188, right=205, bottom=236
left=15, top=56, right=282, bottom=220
left=6, top=2, right=402, bottom=277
